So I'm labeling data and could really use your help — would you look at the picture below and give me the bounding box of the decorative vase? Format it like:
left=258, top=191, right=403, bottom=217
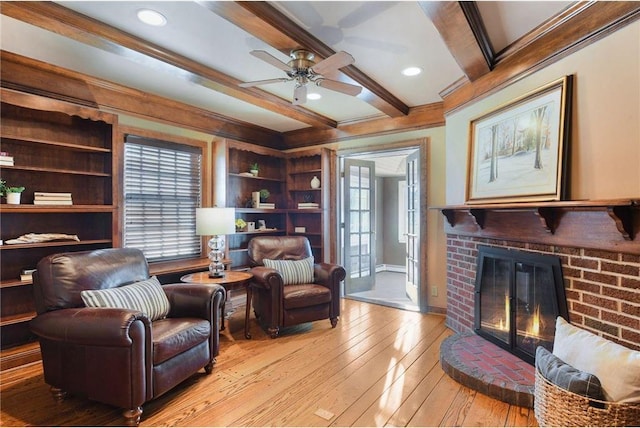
left=310, top=176, right=320, bottom=189
left=6, top=192, right=21, bottom=205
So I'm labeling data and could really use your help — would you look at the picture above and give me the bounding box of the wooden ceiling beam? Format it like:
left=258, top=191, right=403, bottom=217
left=200, top=1, right=410, bottom=118
left=443, top=1, right=640, bottom=114
left=282, top=103, right=445, bottom=149
left=418, top=1, right=491, bottom=82
left=1, top=51, right=285, bottom=148
left=1, top=1, right=337, bottom=129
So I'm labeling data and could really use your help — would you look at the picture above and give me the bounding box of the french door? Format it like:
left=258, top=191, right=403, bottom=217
left=343, top=159, right=376, bottom=294
left=405, top=150, right=420, bottom=305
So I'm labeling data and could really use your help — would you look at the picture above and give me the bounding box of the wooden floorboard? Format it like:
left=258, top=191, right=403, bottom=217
left=0, top=299, right=537, bottom=427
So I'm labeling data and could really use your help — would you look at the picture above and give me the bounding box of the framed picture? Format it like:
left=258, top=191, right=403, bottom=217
left=466, top=75, right=573, bottom=204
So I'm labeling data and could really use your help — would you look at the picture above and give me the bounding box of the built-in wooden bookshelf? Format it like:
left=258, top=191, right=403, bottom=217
left=0, top=88, right=118, bottom=366
left=215, top=141, right=336, bottom=269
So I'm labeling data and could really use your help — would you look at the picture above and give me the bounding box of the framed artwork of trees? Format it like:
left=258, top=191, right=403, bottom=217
left=466, top=75, right=573, bottom=204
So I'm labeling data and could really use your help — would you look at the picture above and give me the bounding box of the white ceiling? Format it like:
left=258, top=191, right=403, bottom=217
left=0, top=1, right=573, bottom=134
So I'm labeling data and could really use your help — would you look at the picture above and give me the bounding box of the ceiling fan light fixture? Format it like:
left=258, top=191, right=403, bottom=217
left=401, top=66, right=422, bottom=77
left=137, top=9, right=167, bottom=27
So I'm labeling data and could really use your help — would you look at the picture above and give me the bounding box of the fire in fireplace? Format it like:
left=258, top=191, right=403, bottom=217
left=474, top=245, right=568, bottom=365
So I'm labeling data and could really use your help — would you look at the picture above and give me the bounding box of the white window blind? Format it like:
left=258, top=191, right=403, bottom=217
left=124, top=135, right=202, bottom=262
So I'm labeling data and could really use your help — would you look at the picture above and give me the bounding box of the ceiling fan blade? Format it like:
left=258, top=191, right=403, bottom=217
left=239, top=78, right=289, bottom=88
left=249, top=50, right=291, bottom=72
left=311, top=51, right=355, bottom=75
left=316, top=79, right=362, bottom=96
left=292, top=84, right=307, bottom=105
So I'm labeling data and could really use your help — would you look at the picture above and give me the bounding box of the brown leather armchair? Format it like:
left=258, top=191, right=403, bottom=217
left=29, top=248, right=226, bottom=426
left=247, top=236, right=345, bottom=338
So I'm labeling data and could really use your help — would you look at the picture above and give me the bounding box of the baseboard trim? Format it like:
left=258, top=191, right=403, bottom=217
left=375, top=264, right=406, bottom=273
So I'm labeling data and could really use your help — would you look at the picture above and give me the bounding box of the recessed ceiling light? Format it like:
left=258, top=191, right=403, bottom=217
left=137, top=9, right=167, bottom=26
left=307, top=93, right=322, bottom=100
left=401, top=67, right=422, bottom=77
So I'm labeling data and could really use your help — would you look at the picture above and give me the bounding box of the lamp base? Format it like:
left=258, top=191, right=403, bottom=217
left=208, top=272, right=225, bottom=279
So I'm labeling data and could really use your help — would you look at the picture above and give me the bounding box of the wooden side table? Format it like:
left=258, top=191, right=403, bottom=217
left=180, top=271, right=254, bottom=339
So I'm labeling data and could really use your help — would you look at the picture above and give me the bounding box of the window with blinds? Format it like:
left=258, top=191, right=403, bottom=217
left=124, top=135, right=202, bottom=262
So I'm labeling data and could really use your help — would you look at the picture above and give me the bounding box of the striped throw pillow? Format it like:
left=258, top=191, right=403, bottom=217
left=263, top=256, right=314, bottom=285
left=81, top=276, right=170, bottom=321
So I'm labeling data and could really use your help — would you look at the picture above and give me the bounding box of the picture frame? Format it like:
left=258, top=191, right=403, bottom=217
left=466, top=75, right=573, bottom=204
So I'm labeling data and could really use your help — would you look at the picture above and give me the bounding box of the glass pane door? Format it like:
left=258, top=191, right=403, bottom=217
left=344, top=159, right=375, bottom=294
left=405, top=150, right=420, bottom=305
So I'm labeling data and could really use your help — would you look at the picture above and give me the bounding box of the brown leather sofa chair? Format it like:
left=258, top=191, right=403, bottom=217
left=29, top=248, right=226, bottom=426
left=247, top=236, right=345, bottom=338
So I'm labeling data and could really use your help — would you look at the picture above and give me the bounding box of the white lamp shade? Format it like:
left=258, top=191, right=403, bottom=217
left=196, top=207, right=236, bottom=235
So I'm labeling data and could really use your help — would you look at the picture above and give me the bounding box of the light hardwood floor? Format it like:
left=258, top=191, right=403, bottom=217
left=0, top=299, right=537, bottom=427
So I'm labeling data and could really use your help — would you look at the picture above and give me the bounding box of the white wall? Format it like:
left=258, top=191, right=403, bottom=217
left=446, top=21, right=640, bottom=204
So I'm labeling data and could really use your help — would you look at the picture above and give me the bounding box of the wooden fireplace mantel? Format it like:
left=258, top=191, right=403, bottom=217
left=434, top=199, right=640, bottom=255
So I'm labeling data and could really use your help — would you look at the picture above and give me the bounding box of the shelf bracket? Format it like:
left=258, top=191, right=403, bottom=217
left=535, top=207, right=556, bottom=234
left=607, top=206, right=634, bottom=240
left=442, top=209, right=456, bottom=227
left=469, top=209, right=486, bottom=229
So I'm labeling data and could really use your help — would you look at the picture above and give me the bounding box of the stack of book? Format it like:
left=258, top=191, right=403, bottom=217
left=0, top=152, right=14, bottom=166
left=20, top=268, right=36, bottom=282
left=257, top=202, right=275, bottom=209
left=34, top=192, right=73, bottom=205
left=297, top=202, right=319, bottom=209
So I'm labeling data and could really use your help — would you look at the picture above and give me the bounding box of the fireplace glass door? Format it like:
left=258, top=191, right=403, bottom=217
left=475, top=246, right=568, bottom=364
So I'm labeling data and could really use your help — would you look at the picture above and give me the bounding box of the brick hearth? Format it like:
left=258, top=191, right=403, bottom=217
left=440, top=332, right=535, bottom=408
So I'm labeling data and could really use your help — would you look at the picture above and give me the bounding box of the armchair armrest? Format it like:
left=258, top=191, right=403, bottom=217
left=249, top=266, right=284, bottom=291
left=162, top=283, right=225, bottom=320
left=30, top=307, right=150, bottom=347
left=314, top=263, right=346, bottom=289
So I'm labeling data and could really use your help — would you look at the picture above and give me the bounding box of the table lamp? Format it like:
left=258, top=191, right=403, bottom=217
left=196, top=207, right=235, bottom=278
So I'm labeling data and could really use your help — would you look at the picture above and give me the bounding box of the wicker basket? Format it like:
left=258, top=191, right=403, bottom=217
left=534, top=368, right=640, bottom=427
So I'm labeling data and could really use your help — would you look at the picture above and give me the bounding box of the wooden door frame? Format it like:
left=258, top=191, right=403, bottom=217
left=336, top=137, right=429, bottom=312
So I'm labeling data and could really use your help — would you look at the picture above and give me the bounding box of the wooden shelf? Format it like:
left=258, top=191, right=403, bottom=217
left=0, top=280, right=32, bottom=289
left=235, top=208, right=287, bottom=214
left=0, top=239, right=112, bottom=251
left=0, top=312, right=36, bottom=327
left=0, top=164, right=111, bottom=177
left=435, top=199, right=640, bottom=254
left=0, top=204, right=115, bottom=213
left=289, top=209, right=323, bottom=214
left=232, top=228, right=285, bottom=235
left=289, top=168, right=322, bottom=175
left=1, top=133, right=111, bottom=153
left=228, top=172, right=284, bottom=182
left=289, top=188, right=322, bottom=192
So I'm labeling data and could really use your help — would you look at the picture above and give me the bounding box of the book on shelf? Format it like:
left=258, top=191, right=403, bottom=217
left=34, top=199, right=73, bottom=205
left=258, top=203, right=275, bottom=209
left=20, top=268, right=36, bottom=282
left=0, top=152, right=14, bottom=165
left=297, top=202, right=319, bottom=209
left=34, top=192, right=72, bottom=199
left=34, top=191, right=73, bottom=205
left=0, top=156, right=14, bottom=166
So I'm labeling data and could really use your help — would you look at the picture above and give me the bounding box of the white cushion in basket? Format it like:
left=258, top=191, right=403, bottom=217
left=553, top=316, right=640, bottom=403
left=81, top=276, right=170, bottom=321
left=263, top=256, right=314, bottom=285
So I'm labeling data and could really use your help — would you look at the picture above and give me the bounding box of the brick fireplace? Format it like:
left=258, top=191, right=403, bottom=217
left=438, top=201, right=640, bottom=407
left=446, top=235, right=640, bottom=352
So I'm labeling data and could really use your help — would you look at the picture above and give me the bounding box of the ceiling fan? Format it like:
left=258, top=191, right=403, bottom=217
left=239, top=49, right=363, bottom=105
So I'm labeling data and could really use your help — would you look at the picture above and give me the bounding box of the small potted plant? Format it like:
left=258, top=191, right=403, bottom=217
left=259, top=188, right=270, bottom=202
left=0, top=179, right=25, bottom=205
left=235, top=218, right=247, bottom=232
left=249, top=162, right=259, bottom=176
